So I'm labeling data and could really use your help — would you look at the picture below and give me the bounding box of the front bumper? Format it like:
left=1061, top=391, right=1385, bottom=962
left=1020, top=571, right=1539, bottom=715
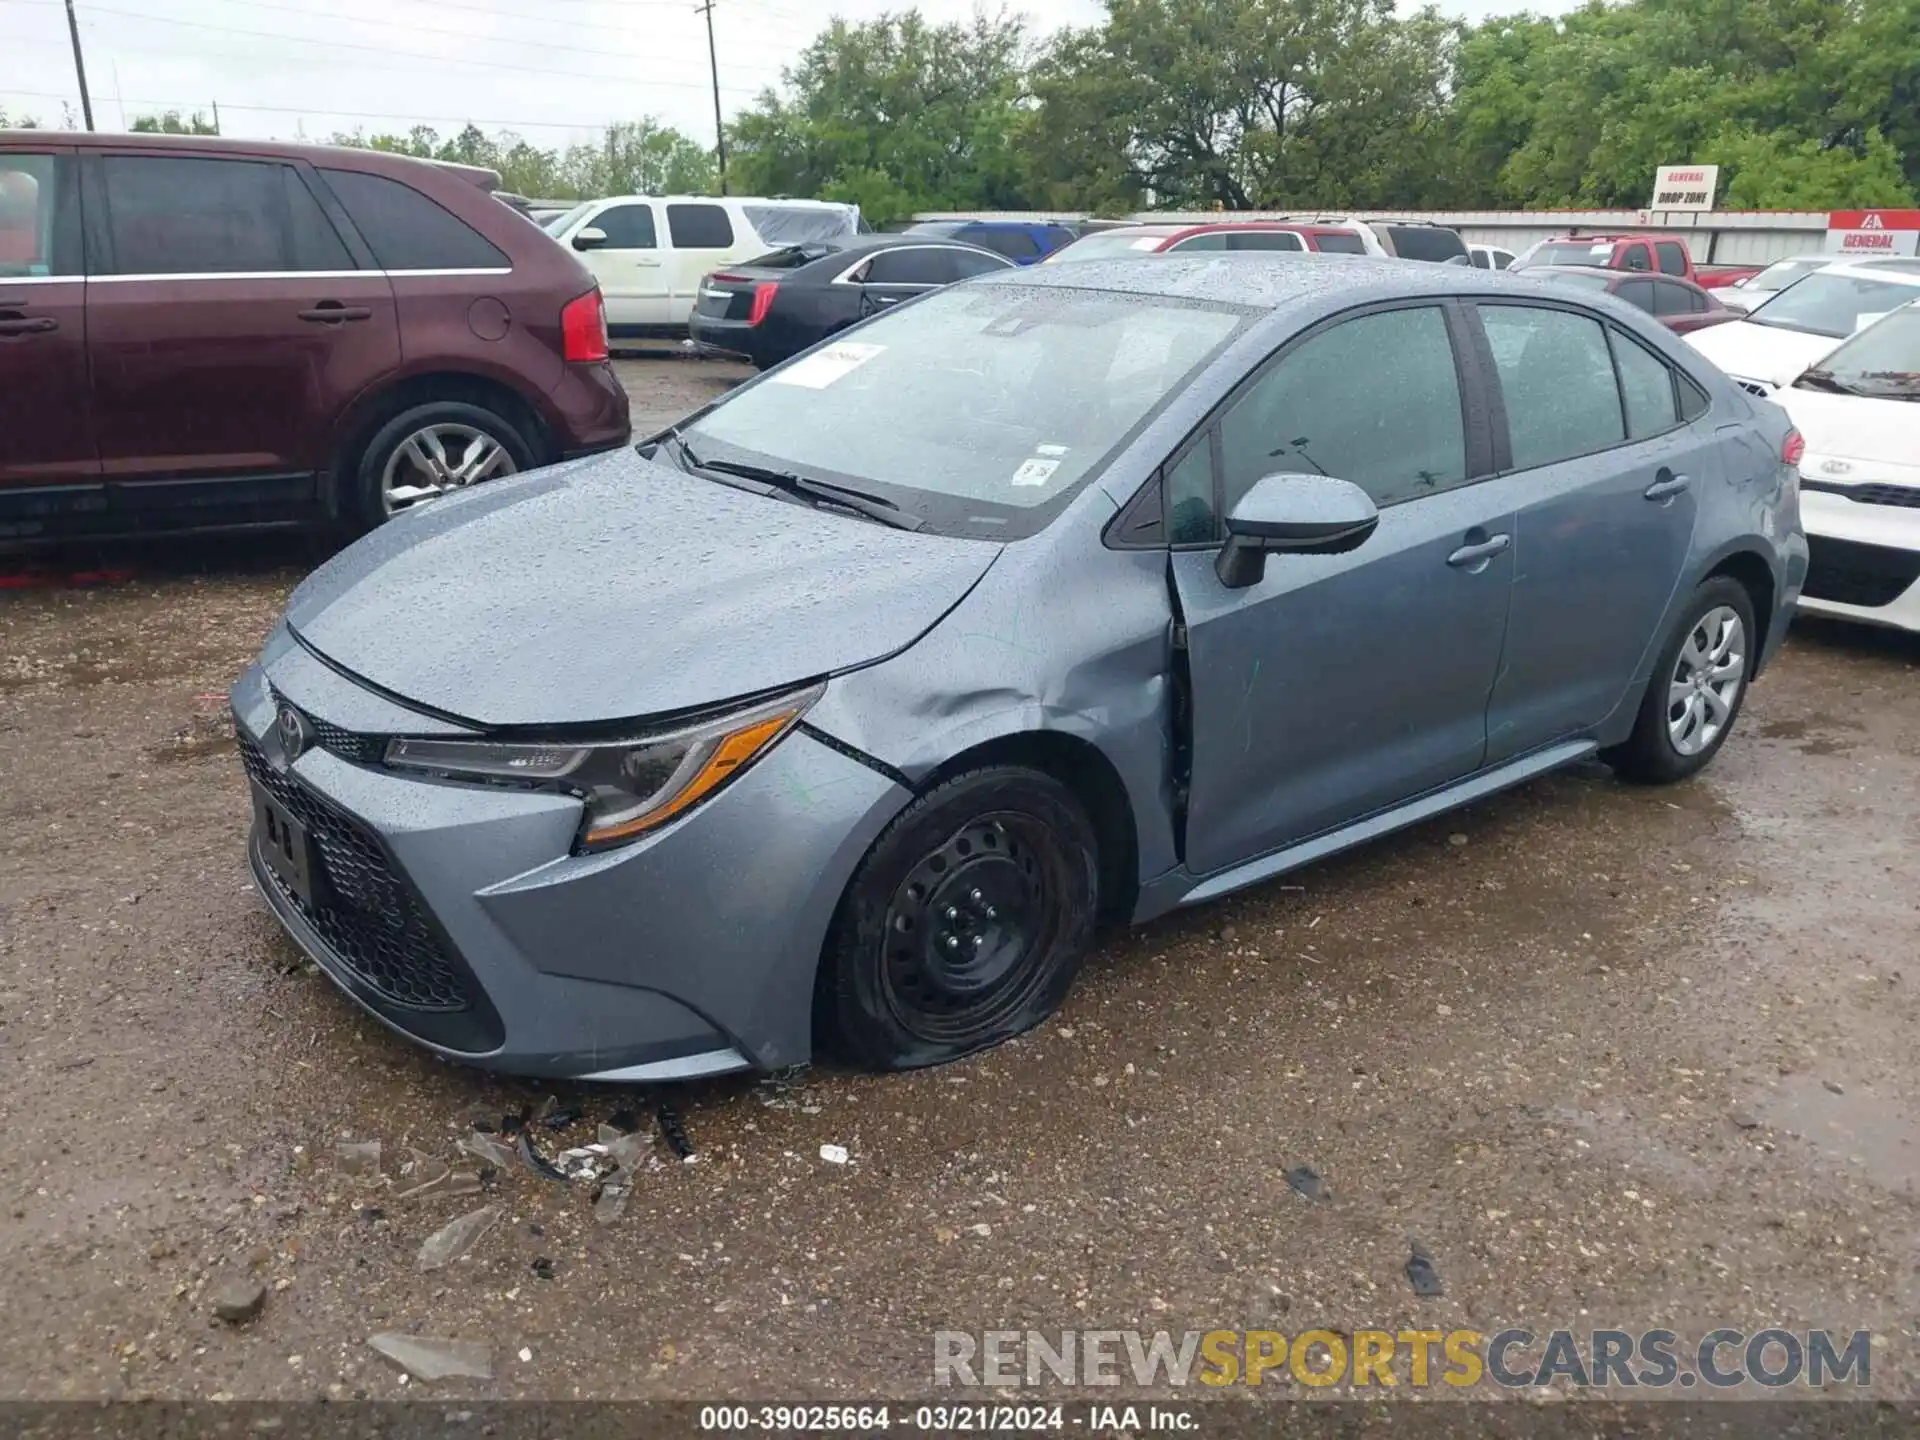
left=232, top=657, right=909, bottom=1078
left=1797, top=490, right=1920, bottom=634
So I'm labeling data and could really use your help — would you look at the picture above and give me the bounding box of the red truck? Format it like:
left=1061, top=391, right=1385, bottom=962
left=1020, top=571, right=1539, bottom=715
left=1512, top=233, right=1762, bottom=288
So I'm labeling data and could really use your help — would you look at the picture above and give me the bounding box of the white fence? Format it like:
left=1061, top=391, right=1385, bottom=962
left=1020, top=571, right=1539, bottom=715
left=913, top=209, right=1832, bottom=265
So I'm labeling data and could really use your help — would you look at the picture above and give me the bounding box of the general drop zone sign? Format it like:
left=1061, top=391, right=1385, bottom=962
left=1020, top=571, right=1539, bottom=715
left=1650, top=165, right=1719, bottom=211
left=1825, top=210, right=1920, bottom=258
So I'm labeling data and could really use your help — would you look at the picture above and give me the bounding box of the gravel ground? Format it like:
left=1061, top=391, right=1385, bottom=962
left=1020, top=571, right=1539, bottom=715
left=0, top=356, right=1916, bottom=1405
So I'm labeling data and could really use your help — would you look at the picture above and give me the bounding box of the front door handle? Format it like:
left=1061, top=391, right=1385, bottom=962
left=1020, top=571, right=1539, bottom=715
left=1447, top=533, right=1511, bottom=569
left=1644, top=469, right=1691, bottom=502
left=0, top=315, right=57, bottom=335
left=298, top=303, right=373, bottom=324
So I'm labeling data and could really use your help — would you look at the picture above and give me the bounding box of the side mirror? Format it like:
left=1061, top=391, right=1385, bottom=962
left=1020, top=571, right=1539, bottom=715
left=571, top=226, right=609, bottom=251
left=1216, top=473, right=1379, bottom=589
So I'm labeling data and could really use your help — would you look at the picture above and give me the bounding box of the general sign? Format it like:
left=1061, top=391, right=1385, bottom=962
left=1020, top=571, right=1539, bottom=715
left=1650, top=165, right=1719, bottom=211
left=1824, top=210, right=1920, bottom=258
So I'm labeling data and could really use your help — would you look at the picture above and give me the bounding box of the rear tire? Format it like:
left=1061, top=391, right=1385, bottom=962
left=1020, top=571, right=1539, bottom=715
left=350, top=400, right=538, bottom=530
left=1605, top=576, right=1757, bottom=784
left=819, top=767, right=1098, bottom=1071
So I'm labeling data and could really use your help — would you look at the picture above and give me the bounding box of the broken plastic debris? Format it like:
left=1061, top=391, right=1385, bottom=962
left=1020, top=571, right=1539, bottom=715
left=541, top=1105, right=584, bottom=1130
left=819, top=1144, right=849, bottom=1165
left=1406, top=1240, right=1444, bottom=1297
left=393, top=1151, right=453, bottom=1201
left=415, top=1205, right=500, bottom=1272
left=367, top=1333, right=493, bottom=1382
left=336, top=1140, right=381, bottom=1175
left=593, top=1182, right=630, bottom=1225
left=1285, top=1165, right=1328, bottom=1202
left=460, top=1131, right=518, bottom=1170
left=606, top=1108, right=639, bottom=1134
left=606, top=1130, right=651, bottom=1172
left=515, top=1130, right=569, bottom=1183
left=656, top=1103, right=694, bottom=1159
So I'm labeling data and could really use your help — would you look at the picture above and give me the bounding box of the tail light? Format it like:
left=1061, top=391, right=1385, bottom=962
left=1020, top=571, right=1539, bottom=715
left=747, top=282, right=779, bottom=327
left=560, top=288, right=608, bottom=363
left=711, top=272, right=750, bottom=284
left=1782, top=428, right=1805, bottom=466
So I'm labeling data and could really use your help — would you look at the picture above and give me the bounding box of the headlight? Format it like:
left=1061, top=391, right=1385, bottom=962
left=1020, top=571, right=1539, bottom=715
left=383, top=684, right=822, bottom=851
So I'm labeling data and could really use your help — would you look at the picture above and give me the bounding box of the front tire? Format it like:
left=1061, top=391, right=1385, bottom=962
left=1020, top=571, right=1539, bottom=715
left=1606, top=576, right=1757, bottom=784
left=351, top=400, right=538, bottom=529
left=819, top=767, right=1099, bottom=1071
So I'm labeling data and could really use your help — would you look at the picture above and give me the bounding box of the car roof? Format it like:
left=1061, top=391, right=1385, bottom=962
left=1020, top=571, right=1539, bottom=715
left=3, top=129, right=503, bottom=187
left=992, top=251, right=1538, bottom=309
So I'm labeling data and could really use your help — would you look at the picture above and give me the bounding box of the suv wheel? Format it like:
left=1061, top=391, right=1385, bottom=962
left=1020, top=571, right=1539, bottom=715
left=819, top=767, right=1099, bottom=1071
left=353, top=400, right=537, bottom=526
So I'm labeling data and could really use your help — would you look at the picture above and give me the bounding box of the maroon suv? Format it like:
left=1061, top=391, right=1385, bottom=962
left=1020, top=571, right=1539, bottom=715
left=0, top=132, right=629, bottom=541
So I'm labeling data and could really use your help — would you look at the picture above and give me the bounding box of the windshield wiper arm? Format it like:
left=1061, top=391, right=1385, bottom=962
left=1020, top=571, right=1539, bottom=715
left=1794, top=368, right=1854, bottom=394
left=680, top=446, right=923, bottom=531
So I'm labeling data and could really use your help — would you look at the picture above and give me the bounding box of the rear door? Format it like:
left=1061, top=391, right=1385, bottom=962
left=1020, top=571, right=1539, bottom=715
left=0, top=144, right=95, bottom=521
left=571, top=201, right=666, bottom=330
left=1470, top=301, right=1707, bottom=760
left=84, top=151, right=400, bottom=508
left=1172, top=301, right=1517, bottom=874
left=663, top=201, right=738, bottom=327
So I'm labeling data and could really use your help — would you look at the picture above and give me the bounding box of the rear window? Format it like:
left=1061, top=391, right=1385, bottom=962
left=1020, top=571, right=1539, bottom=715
left=318, top=168, right=508, bottom=271
left=1538, top=270, right=1617, bottom=294
left=667, top=202, right=734, bottom=249
left=737, top=244, right=833, bottom=272
left=1309, top=230, right=1367, bottom=255
left=1382, top=225, right=1466, bottom=263
left=0, top=152, right=73, bottom=277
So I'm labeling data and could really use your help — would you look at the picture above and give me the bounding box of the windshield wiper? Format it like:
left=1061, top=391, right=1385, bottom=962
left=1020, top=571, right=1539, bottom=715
left=1794, top=368, right=1856, bottom=394
left=674, top=438, right=923, bottom=531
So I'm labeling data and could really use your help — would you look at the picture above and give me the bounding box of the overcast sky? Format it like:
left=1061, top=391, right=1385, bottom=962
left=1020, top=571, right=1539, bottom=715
left=2, top=0, right=1564, bottom=152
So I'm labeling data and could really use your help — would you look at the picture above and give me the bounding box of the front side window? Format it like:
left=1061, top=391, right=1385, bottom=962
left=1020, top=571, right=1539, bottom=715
left=101, top=156, right=352, bottom=275
left=667, top=202, right=733, bottom=249
left=1478, top=304, right=1625, bottom=470
left=1611, top=330, right=1680, bottom=438
left=1220, top=305, right=1467, bottom=510
left=0, top=152, right=72, bottom=277
left=1745, top=272, right=1920, bottom=339
left=1655, top=241, right=1688, bottom=276
left=318, top=167, right=507, bottom=271
left=685, top=283, right=1249, bottom=539
left=592, top=203, right=657, bottom=249
left=1622, top=245, right=1652, bottom=271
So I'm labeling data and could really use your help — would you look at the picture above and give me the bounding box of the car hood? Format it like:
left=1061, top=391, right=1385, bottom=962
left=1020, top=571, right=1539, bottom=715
left=1775, top=387, right=1920, bottom=480
left=284, top=448, right=1001, bottom=727
left=1685, top=320, right=1843, bottom=389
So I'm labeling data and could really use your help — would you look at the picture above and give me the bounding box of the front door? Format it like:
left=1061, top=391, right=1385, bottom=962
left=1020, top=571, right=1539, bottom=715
left=1171, top=303, right=1517, bottom=877
left=577, top=201, right=668, bottom=332
left=1470, top=302, right=1704, bottom=760
left=0, top=146, right=96, bottom=517
left=83, top=151, right=400, bottom=501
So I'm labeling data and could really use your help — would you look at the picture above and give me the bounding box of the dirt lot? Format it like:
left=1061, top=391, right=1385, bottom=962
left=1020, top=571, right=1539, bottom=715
left=0, top=355, right=1916, bottom=1406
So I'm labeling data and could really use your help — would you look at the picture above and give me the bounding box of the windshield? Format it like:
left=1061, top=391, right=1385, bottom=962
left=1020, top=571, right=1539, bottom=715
left=684, top=283, right=1250, bottom=539
left=1516, top=241, right=1614, bottom=269
left=1794, top=304, right=1920, bottom=400
left=1745, top=258, right=1829, bottom=293
left=1537, top=270, right=1616, bottom=293
left=541, top=202, right=593, bottom=236
left=1746, top=272, right=1920, bottom=338
left=1047, top=232, right=1173, bottom=262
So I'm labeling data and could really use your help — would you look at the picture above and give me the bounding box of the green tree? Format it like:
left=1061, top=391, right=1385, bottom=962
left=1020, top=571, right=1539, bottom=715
left=130, top=110, right=219, bottom=135
left=330, top=118, right=712, bottom=200
left=726, top=11, right=1032, bottom=225
left=0, top=106, right=40, bottom=130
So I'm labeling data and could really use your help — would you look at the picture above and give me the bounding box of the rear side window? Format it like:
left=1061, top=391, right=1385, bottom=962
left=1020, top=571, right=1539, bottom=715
left=1479, top=304, right=1626, bottom=469
left=667, top=202, right=734, bottom=249
left=593, top=203, right=657, bottom=249
left=947, top=248, right=1010, bottom=279
left=0, top=152, right=76, bottom=277
left=1615, top=278, right=1656, bottom=313
left=968, top=227, right=1041, bottom=260
left=1651, top=280, right=1692, bottom=316
left=1226, top=231, right=1305, bottom=252
left=864, top=247, right=952, bottom=285
left=1220, top=305, right=1467, bottom=510
left=1678, top=373, right=1711, bottom=420
left=1310, top=230, right=1367, bottom=255
left=1610, top=330, right=1680, bottom=438
left=319, top=167, right=507, bottom=271
left=100, top=156, right=352, bottom=275
left=1655, top=241, right=1688, bottom=276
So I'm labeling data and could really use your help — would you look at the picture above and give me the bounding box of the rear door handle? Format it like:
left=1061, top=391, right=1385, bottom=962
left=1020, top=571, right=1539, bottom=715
left=298, top=304, right=372, bottom=324
left=0, top=315, right=57, bottom=335
left=1645, top=469, right=1690, bottom=501
left=1447, top=533, right=1511, bottom=568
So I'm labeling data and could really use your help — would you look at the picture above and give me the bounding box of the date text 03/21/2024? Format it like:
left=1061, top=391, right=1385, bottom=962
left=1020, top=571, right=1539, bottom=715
left=697, top=1404, right=1194, bottom=1433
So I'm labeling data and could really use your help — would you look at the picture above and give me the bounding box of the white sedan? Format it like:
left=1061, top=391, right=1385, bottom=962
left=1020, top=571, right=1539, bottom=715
left=1685, top=263, right=1920, bottom=393
left=1709, top=254, right=1840, bottom=311
left=1772, top=301, right=1920, bottom=633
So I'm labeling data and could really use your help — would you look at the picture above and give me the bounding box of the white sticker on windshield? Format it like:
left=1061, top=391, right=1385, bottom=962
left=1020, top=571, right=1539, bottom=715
left=1036, top=443, right=1069, bottom=457
left=1011, top=458, right=1061, bottom=487
left=772, top=342, right=885, bottom=389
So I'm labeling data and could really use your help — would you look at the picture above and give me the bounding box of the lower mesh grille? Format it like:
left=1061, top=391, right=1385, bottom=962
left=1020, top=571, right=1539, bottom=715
left=238, top=731, right=474, bottom=1013
left=1802, top=536, right=1920, bottom=609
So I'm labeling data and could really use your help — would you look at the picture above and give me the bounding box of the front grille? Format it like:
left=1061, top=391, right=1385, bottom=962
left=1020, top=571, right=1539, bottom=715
left=269, top=688, right=383, bottom=764
left=1801, top=479, right=1920, bottom=511
left=1802, top=535, right=1920, bottom=608
left=238, top=731, right=474, bottom=1013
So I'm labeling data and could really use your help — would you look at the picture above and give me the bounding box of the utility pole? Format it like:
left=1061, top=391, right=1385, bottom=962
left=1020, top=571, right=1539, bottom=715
left=63, top=0, right=95, bottom=131
left=212, top=100, right=222, bottom=135
left=698, top=0, right=725, bottom=195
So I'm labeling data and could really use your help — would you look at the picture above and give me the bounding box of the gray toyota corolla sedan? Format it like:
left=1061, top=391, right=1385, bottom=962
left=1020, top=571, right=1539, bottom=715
left=233, top=255, right=1808, bottom=1080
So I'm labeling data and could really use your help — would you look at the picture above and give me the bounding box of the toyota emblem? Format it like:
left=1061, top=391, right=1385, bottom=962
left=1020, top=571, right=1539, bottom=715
left=276, top=703, right=311, bottom=761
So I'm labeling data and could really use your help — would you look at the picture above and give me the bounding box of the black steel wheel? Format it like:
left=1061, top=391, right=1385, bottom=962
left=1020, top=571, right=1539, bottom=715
left=820, top=766, right=1098, bottom=1070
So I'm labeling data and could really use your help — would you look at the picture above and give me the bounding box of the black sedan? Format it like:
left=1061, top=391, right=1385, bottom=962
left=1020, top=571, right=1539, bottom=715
left=689, top=235, right=1015, bottom=369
